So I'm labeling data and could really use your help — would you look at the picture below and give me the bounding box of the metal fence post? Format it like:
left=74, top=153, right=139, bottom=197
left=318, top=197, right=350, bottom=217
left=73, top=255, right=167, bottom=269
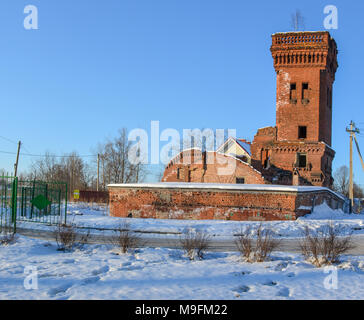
left=64, top=183, right=68, bottom=225
left=11, top=177, right=18, bottom=233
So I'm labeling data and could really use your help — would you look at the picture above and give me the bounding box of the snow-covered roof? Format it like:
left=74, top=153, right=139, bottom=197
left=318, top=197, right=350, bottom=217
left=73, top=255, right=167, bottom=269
left=108, top=182, right=345, bottom=199
left=272, top=31, right=328, bottom=36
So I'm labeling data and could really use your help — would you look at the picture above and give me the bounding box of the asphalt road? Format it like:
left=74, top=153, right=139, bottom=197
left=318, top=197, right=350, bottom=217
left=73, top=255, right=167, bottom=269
left=15, top=227, right=364, bottom=255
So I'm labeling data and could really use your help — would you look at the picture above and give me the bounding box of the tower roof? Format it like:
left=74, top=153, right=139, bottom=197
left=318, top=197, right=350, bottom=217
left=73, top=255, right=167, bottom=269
left=270, top=31, right=338, bottom=77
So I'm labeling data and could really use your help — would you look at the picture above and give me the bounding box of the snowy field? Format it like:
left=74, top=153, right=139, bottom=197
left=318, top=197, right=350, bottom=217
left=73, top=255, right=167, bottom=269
left=1, top=202, right=363, bottom=300
left=47, top=202, right=364, bottom=239
left=0, top=235, right=363, bottom=300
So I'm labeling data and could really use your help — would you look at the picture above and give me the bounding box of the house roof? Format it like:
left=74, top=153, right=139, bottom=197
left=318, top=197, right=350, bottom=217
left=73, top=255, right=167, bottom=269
left=236, top=139, right=251, bottom=155
left=216, top=137, right=251, bottom=156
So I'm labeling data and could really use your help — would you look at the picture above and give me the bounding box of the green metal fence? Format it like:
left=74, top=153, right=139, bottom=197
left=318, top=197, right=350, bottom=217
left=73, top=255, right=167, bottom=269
left=0, top=176, right=17, bottom=234
left=0, top=175, right=67, bottom=234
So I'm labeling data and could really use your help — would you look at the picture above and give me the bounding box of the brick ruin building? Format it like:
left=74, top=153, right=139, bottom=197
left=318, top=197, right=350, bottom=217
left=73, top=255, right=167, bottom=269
left=163, top=31, right=338, bottom=188
left=109, top=31, right=346, bottom=221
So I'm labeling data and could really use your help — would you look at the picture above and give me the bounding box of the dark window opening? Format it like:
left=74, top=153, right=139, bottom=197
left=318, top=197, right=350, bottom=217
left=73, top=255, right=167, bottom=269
left=261, top=149, right=269, bottom=167
left=298, top=126, right=307, bottom=139
left=236, top=177, right=245, bottom=184
left=177, top=168, right=180, bottom=179
left=302, top=83, right=309, bottom=98
left=290, top=83, right=297, bottom=103
left=297, top=153, right=307, bottom=168
left=302, top=83, right=309, bottom=104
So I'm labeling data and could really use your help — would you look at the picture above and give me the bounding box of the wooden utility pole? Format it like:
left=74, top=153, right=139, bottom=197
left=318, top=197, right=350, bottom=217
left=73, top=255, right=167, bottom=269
left=14, top=141, right=21, bottom=177
left=97, top=153, right=100, bottom=192
left=102, top=155, right=105, bottom=191
left=346, top=121, right=360, bottom=209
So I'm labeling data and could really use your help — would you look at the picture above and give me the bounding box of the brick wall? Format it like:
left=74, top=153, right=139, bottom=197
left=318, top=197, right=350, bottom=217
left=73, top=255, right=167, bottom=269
left=109, top=183, right=346, bottom=221
left=163, top=151, right=267, bottom=185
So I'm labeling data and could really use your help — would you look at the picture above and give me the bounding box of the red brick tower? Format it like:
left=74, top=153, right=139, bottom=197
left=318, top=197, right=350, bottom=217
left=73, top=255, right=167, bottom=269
left=271, top=32, right=338, bottom=145
left=251, top=31, right=338, bottom=187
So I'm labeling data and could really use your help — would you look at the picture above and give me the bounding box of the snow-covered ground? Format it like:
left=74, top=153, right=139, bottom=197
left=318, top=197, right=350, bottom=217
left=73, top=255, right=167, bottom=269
left=54, top=202, right=364, bottom=239
left=0, top=235, right=363, bottom=300
left=1, top=202, right=363, bottom=300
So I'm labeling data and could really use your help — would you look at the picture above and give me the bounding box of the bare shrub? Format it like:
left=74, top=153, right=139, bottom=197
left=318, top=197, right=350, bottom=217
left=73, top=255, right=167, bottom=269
left=180, top=230, right=211, bottom=260
left=54, top=223, right=77, bottom=251
left=235, top=224, right=280, bottom=263
left=0, top=227, right=16, bottom=245
left=234, top=226, right=253, bottom=262
left=255, top=225, right=280, bottom=262
left=78, top=229, right=91, bottom=247
left=300, top=224, right=355, bottom=267
left=110, top=221, right=140, bottom=254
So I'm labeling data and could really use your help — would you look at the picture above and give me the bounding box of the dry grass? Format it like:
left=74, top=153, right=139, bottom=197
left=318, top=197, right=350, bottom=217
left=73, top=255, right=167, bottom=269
left=54, top=223, right=77, bottom=251
left=109, top=221, right=140, bottom=254
left=179, top=230, right=211, bottom=260
left=300, top=224, right=355, bottom=267
left=235, top=224, right=280, bottom=262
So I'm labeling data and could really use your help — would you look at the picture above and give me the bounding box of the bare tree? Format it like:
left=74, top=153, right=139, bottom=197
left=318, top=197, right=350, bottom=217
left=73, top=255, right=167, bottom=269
left=29, top=151, right=92, bottom=197
left=98, top=128, right=147, bottom=185
left=333, top=165, right=349, bottom=196
left=333, top=165, right=364, bottom=198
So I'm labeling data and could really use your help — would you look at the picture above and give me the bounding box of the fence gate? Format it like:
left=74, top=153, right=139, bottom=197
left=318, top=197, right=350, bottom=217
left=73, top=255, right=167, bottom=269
left=0, top=176, right=68, bottom=234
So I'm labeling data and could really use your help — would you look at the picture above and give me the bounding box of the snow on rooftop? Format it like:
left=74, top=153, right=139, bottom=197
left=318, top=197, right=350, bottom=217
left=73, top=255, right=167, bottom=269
left=272, top=31, right=328, bottom=35
left=108, top=182, right=345, bottom=198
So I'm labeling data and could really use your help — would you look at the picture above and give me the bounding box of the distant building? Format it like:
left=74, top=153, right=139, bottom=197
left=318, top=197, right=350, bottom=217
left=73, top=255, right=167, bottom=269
left=163, top=31, right=338, bottom=188
left=217, top=137, right=251, bottom=164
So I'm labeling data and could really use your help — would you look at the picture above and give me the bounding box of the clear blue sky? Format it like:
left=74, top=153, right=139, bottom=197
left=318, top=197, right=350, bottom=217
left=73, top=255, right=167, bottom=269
left=0, top=0, right=363, bottom=185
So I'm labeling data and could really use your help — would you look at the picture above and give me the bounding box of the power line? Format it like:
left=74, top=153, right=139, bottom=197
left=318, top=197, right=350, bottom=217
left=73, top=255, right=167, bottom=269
left=20, top=143, right=31, bottom=154
left=0, top=150, right=96, bottom=158
left=0, top=135, right=18, bottom=145
left=0, top=135, right=31, bottom=154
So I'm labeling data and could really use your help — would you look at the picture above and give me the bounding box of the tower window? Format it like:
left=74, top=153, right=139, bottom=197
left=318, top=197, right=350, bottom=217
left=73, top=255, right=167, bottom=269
left=302, top=83, right=309, bottom=104
left=302, top=83, right=308, bottom=98
left=290, top=83, right=297, bottom=103
left=298, top=126, right=307, bottom=139
left=297, top=153, right=307, bottom=168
